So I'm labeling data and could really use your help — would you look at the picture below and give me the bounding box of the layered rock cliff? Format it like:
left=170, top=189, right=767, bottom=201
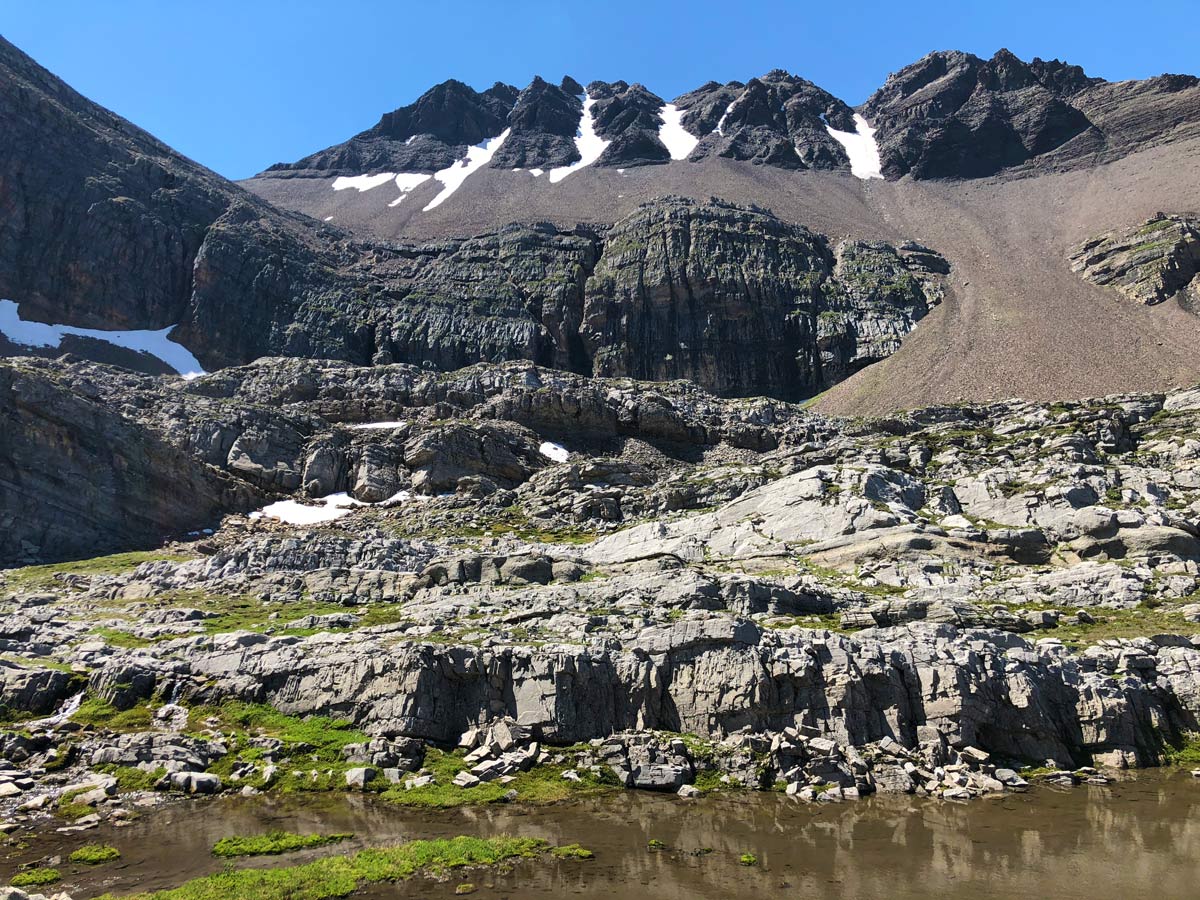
left=4, top=356, right=1200, bottom=807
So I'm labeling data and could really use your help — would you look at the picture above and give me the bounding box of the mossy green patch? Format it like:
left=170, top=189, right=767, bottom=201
left=96, top=835, right=558, bottom=900
left=3, top=550, right=196, bottom=591
left=212, top=831, right=353, bottom=858
left=1162, top=732, right=1200, bottom=766
left=380, top=748, right=619, bottom=809
left=71, top=696, right=154, bottom=731
left=96, top=765, right=166, bottom=791
left=1036, top=603, right=1195, bottom=649
left=90, top=627, right=157, bottom=649
left=186, top=703, right=366, bottom=793
left=11, top=867, right=60, bottom=887
left=551, top=843, right=594, bottom=859
left=69, top=843, right=121, bottom=864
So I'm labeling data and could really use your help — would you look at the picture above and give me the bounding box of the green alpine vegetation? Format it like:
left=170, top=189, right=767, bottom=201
left=69, top=843, right=122, bottom=864
left=212, top=831, right=354, bottom=858
left=96, top=836, right=582, bottom=900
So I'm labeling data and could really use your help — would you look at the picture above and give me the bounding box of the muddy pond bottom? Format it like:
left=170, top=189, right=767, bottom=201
left=6, top=770, right=1199, bottom=899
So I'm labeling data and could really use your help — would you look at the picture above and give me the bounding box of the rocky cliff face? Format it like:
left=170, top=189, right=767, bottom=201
left=581, top=199, right=945, bottom=397
left=1070, top=214, right=1200, bottom=306
left=862, top=48, right=1200, bottom=179
left=0, top=36, right=233, bottom=331
left=5, top=355, right=1200, bottom=809
left=0, top=362, right=260, bottom=564
left=255, top=49, right=1200, bottom=187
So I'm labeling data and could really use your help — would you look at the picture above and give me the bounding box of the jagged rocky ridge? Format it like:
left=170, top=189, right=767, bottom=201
left=256, top=48, right=1200, bottom=184
left=5, top=355, right=1200, bottom=826
left=2, top=29, right=955, bottom=395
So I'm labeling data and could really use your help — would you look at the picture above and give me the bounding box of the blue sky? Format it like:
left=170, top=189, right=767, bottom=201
left=4, top=0, right=1196, bottom=179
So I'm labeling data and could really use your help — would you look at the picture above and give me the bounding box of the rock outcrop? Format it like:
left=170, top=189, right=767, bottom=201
left=675, top=70, right=857, bottom=170
left=862, top=48, right=1200, bottom=179
left=0, top=362, right=260, bottom=565
left=1070, top=213, right=1200, bottom=306
left=4, top=356, right=1200, bottom=826
left=580, top=199, right=945, bottom=397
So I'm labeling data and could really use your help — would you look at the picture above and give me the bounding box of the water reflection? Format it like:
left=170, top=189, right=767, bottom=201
left=5, top=773, right=1198, bottom=899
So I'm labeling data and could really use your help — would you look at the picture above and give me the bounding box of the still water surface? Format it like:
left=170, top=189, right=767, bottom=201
left=5, top=771, right=1198, bottom=899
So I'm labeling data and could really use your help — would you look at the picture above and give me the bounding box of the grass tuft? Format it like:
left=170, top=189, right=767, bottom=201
left=96, top=835, right=553, bottom=900
left=69, top=843, right=121, bottom=864
left=212, top=831, right=353, bottom=858
left=11, top=867, right=61, bottom=886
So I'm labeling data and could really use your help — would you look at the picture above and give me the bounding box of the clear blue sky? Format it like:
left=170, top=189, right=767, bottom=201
left=4, top=0, right=1196, bottom=180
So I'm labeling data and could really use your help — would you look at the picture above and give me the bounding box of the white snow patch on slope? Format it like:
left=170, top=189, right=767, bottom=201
left=350, top=420, right=407, bottom=430
left=548, top=95, right=610, bottom=183
left=250, top=488, right=416, bottom=525
left=423, top=129, right=511, bottom=211
left=332, top=172, right=397, bottom=192
left=714, top=100, right=737, bottom=136
left=251, top=493, right=363, bottom=525
left=539, top=441, right=570, bottom=463
left=529, top=168, right=544, bottom=177
left=825, top=114, right=884, bottom=180
left=0, top=299, right=205, bottom=377
left=658, top=104, right=699, bottom=160
left=388, top=172, right=433, bottom=207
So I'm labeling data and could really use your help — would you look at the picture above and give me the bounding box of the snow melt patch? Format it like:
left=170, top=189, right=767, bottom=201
left=0, top=299, right=205, bottom=377
left=548, top=95, right=610, bottom=183
left=249, top=488, right=417, bottom=526
left=529, top=168, right=544, bottom=177
left=658, top=104, right=699, bottom=160
left=714, top=100, right=737, bottom=136
left=350, top=420, right=407, bottom=430
left=332, top=172, right=397, bottom=192
left=423, top=129, right=511, bottom=211
left=539, top=441, right=570, bottom=463
left=30, top=692, right=83, bottom=729
left=251, top=492, right=364, bottom=525
left=388, top=172, right=433, bottom=207
left=825, top=114, right=884, bottom=180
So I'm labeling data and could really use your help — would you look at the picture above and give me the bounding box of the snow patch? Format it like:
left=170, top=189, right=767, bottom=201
left=332, top=172, right=397, bottom=192
left=714, top=100, right=737, bottom=136
left=423, top=129, right=511, bottom=211
left=0, top=299, right=205, bottom=377
left=388, top=172, right=433, bottom=207
left=349, top=420, right=407, bottom=430
left=658, top=104, right=699, bottom=160
left=29, top=692, right=83, bottom=729
left=548, top=95, right=610, bottom=183
left=250, top=493, right=364, bottom=525
left=249, top=487, right=416, bottom=526
left=539, top=441, right=570, bottom=463
left=529, top=168, right=544, bottom=177
left=825, top=114, right=884, bottom=180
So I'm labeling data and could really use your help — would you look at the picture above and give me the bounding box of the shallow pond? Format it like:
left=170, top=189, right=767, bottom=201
left=5, top=771, right=1199, bottom=898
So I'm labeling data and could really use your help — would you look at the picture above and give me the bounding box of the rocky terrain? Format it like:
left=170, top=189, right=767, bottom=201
left=259, top=49, right=1200, bottom=184
left=1071, top=213, right=1200, bottom=306
left=3, top=35, right=1200, bottom=411
left=3, top=34, right=1200, bottom=893
left=2, top=352, right=1200, bottom=849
